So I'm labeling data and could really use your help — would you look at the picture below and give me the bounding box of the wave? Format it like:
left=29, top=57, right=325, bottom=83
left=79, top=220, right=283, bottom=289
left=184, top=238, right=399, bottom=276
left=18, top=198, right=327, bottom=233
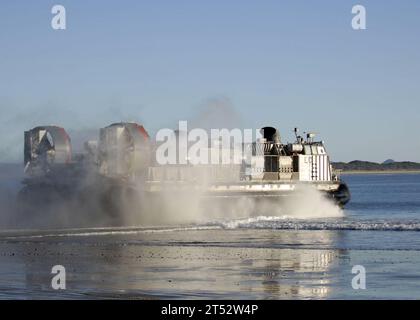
left=0, top=225, right=221, bottom=240
left=205, top=216, right=420, bottom=231
left=1, top=216, right=420, bottom=240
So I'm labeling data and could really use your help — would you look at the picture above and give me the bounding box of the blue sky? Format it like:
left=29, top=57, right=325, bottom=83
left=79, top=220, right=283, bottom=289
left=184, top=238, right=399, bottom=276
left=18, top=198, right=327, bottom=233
left=1, top=0, right=419, bottom=162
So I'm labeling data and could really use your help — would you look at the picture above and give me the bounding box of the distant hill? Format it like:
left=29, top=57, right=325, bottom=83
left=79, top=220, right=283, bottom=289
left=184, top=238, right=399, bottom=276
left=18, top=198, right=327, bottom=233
left=332, top=160, right=420, bottom=172
left=382, top=159, right=395, bottom=164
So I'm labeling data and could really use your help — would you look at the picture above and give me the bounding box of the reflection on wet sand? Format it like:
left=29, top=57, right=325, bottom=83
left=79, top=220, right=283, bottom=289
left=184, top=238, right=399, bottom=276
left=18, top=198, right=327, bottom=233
left=0, top=228, right=344, bottom=299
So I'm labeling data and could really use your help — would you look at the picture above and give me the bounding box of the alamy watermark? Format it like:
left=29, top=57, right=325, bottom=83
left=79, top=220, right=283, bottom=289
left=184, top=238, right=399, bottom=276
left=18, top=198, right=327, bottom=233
left=51, top=265, right=66, bottom=290
left=351, top=265, right=366, bottom=290
left=352, top=4, right=367, bottom=30
left=51, top=5, right=66, bottom=30
left=155, top=121, right=269, bottom=166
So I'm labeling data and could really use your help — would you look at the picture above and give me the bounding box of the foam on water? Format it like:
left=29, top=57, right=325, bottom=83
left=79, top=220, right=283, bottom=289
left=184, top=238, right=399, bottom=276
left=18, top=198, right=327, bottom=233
left=2, top=216, right=420, bottom=241
left=206, top=216, right=420, bottom=231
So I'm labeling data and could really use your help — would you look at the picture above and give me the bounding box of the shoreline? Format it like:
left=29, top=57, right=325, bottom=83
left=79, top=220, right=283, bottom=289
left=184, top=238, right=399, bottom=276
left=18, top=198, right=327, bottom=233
left=339, top=170, right=420, bottom=175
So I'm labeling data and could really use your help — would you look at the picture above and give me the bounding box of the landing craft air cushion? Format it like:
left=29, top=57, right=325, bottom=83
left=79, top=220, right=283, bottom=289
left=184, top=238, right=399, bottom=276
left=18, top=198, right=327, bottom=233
left=18, top=123, right=350, bottom=222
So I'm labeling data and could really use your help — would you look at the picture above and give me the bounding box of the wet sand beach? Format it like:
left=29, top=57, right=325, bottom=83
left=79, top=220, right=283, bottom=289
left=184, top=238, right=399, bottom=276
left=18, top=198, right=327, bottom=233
left=1, top=228, right=419, bottom=299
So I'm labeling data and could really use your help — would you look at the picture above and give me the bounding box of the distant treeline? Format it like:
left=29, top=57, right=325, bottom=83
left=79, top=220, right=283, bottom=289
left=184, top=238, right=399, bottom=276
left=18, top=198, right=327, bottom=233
left=332, top=160, right=420, bottom=171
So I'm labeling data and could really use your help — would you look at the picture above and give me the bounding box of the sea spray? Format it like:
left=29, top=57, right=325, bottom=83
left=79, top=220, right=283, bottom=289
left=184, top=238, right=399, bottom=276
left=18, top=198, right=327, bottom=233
left=127, top=181, right=344, bottom=226
left=280, top=184, right=344, bottom=219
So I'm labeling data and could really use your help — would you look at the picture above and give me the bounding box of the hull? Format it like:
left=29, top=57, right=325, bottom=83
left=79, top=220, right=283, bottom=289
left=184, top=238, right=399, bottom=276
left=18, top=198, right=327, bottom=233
left=143, top=180, right=351, bottom=207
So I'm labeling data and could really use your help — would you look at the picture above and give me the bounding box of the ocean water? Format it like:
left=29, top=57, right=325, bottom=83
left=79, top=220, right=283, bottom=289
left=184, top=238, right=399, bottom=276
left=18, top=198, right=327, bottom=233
left=0, top=170, right=420, bottom=299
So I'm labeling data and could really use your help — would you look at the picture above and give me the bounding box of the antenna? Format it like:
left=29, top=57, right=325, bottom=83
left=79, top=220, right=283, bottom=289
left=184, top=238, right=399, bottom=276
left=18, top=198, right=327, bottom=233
left=294, top=127, right=299, bottom=141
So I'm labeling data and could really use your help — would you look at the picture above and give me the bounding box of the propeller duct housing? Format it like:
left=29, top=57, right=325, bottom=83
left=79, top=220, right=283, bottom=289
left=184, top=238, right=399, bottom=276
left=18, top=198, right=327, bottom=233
left=24, top=126, right=72, bottom=175
left=98, top=122, right=151, bottom=178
